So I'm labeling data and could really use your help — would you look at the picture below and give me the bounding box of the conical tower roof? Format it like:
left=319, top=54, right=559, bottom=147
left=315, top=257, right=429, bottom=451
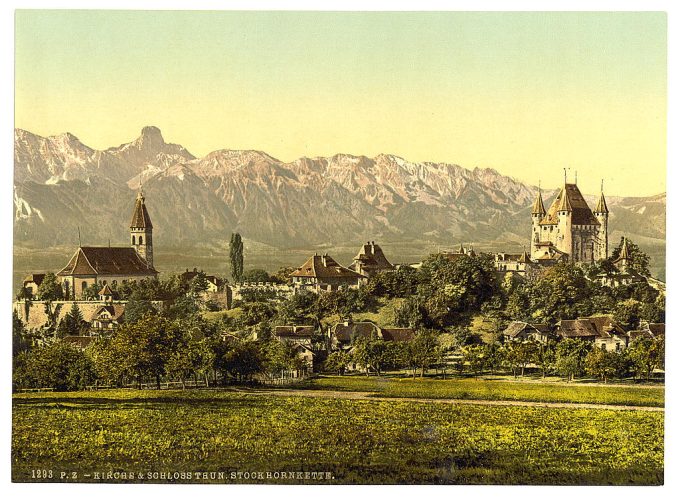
left=130, top=191, right=153, bottom=229
left=556, top=186, right=573, bottom=212
left=531, top=190, right=546, bottom=216
left=594, top=192, right=609, bottom=214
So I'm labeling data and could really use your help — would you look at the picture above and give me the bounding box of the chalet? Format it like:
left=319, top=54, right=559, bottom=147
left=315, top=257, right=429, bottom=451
left=350, top=241, right=395, bottom=277
left=502, top=321, right=552, bottom=344
left=290, top=253, right=366, bottom=293
left=90, top=304, right=125, bottom=332
left=557, top=316, right=628, bottom=351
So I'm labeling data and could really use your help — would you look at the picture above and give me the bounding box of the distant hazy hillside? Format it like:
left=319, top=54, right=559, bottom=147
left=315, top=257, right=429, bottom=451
left=14, top=127, right=666, bottom=278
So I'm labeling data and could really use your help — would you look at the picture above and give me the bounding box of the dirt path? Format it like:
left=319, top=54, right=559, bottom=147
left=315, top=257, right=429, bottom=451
left=237, top=388, right=664, bottom=412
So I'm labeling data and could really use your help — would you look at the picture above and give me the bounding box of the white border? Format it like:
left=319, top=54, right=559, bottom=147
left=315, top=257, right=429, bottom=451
left=2, top=2, right=676, bottom=497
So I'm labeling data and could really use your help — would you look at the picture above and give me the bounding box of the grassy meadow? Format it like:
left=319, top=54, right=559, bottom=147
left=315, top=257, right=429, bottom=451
left=295, top=376, right=665, bottom=407
left=12, top=388, right=663, bottom=485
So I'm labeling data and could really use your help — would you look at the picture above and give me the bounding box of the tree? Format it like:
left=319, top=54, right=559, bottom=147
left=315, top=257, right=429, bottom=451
left=585, top=347, right=629, bottom=383
left=462, top=344, right=487, bottom=378
left=13, top=310, right=31, bottom=360
left=229, top=233, right=244, bottom=283
left=609, top=237, right=651, bottom=277
left=614, top=299, right=643, bottom=330
left=189, top=271, right=209, bottom=295
left=352, top=336, right=389, bottom=376
left=36, top=273, right=63, bottom=301
left=407, top=330, right=440, bottom=378
left=57, top=302, right=88, bottom=337
left=533, top=342, right=556, bottom=378
left=324, top=351, right=351, bottom=375
left=104, top=314, right=183, bottom=388
left=81, top=281, right=103, bottom=301
left=241, top=269, right=271, bottom=283
left=271, top=266, right=296, bottom=284
left=125, top=293, right=158, bottom=324
left=223, top=341, right=263, bottom=381
left=555, top=338, right=591, bottom=381
left=14, top=341, right=96, bottom=391
left=627, top=336, right=664, bottom=380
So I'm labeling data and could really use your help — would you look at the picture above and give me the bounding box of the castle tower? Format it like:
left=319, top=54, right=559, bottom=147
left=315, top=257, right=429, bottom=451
left=555, top=185, right=573, bottom=258
left=594, top=182, right=609, bottom=260
left=530, top=187, right=546, bottom=255
left=130, top=190, right=154, bottom=268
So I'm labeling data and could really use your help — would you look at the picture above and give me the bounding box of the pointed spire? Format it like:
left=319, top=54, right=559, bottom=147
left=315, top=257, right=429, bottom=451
left=594, top=179, right=609, bottom=214
left=531, top=186, right=546, bottom=216
left=130, top=191, right=153, bottom=229
left=556, top=185, right=572, bottom=212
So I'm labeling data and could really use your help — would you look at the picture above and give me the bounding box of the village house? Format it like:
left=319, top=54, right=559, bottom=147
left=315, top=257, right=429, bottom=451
left=290, top=253, right=366, bottom=293
left=628, top=321, right=665, bottom=341
left=502, top=321, right=553, bottom=344
left=273, top=325, right=316, bottom=347
left=329, top=321, right=416, bottom=351
left=180, top=268, right=229, bottom=309
left=556, top=316, right=628, bottom=351
left=349, top=241, right=395, bottom=277
left=56, top=191, right=158, bottom=299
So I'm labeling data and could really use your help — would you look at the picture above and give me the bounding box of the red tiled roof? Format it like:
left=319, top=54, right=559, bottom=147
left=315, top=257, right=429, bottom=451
left=381, top=328, right=416, bottom=342
left=290, top=254, right=365, bottom=280
left=58, top=247, right=157, bottom=276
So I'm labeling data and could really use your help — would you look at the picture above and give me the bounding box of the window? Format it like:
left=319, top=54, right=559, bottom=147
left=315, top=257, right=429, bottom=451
left=132, top=236, right=136, bottom=245
left=601, top=343, right=606, bottom=351
left=139, top=236, right=144, bottom=244
left=81, top=281, right=88, bottom=291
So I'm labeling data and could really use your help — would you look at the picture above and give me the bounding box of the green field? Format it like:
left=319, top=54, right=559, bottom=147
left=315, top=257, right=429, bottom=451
left=13, top=389, right=663, bottom=484
left=296, top=376, right=665, bottom=407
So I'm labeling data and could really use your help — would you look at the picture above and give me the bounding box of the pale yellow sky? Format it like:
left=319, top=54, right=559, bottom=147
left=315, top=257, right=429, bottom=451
left=15, top=11, right=666, bottom=196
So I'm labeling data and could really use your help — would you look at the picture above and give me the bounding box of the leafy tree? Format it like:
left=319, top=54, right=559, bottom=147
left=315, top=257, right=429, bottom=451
left=585, top=347, right=630, bottom=383
left=533, top=342, right=556, bottom=378
left=241, top=268, right=271, bottom=283
left=189, top=271, right=209, bottom=294
left=627, top=336, right=664, bottom=380
left=503, top=340, right=538, bottom=377
left=555, top=338, right=591, bottom=381
left=609, top=237, right=651, bottom=277
left=271, top=266, right=296, bottom=284
left=406, top=330, right=440, bottom=378
left=229, top=232, right=244, bottom=283
left=324, top=351, right=351, bottom=375
left=12, top=310, right=30, bottom=358
left=125, top=293, right=158, bottom=324
left=104, top=314, right=183, bottom=389
left=223, top=340, right=263, bottom=381
left=394, top=296, right=428, bottom=328
left=462, top=344, right=487, bottom=377
left=36, top=273, right=63, bottom=301
left=614, top=299, right=643, bottom=330
left=14, top=341, right=96, bottom=391
left=352, top=336, right=390, bottom=376
left=81, top=281, right=103, bottom=301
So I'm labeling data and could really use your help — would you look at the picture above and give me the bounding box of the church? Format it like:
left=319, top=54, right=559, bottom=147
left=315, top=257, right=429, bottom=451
left=530, top=179, right=609, bottom=264
left=57, top=190, right=158, bottom=299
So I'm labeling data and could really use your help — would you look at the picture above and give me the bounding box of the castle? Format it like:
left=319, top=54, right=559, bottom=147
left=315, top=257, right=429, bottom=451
left=57, top=190, right=158, bottom=299
left=530, top=180, right=609, bottom=263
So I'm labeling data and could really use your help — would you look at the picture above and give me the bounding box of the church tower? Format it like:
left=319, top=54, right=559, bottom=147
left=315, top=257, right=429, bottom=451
left=594, top=181, right=609, bottom=260
left=555, top=184, right=573, bottom=257
left=530, top=186, right=546, bottom=256
left=130, top=190, right=154, bottom=268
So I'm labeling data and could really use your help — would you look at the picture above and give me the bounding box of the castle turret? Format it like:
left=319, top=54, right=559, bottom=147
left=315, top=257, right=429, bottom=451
left=130, top=190, right=154, bottom=268
left=530, top=188, right=546, bottom=255
left=594, top=183, right=609, bottom=260
left=556, top=185, right=573, bottom=257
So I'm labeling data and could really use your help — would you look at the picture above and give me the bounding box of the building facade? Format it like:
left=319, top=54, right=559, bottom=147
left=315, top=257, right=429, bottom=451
left=531, top=182, right=608, bottom=264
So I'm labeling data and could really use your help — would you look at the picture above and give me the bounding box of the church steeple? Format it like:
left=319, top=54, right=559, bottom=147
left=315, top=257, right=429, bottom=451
left=130, top=190, right=154, bottom=268
left=595, top=181, right=609, bottom=214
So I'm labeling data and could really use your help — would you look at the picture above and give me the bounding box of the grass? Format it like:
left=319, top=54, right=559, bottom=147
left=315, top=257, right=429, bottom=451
left=294, top=375, right=665, bottom=408
left=12, top=389, right=663, bottom=484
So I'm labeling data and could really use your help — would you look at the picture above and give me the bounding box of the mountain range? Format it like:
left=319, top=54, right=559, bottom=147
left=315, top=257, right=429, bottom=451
left=13, top=126, right=666, bottom=277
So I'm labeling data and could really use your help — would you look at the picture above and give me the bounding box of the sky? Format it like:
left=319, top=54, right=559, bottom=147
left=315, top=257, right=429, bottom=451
left=14, top=10, right=667, bottom=196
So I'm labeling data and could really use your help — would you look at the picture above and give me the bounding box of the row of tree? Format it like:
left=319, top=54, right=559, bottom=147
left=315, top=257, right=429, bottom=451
left=325, top=334, right=665, bottom=383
